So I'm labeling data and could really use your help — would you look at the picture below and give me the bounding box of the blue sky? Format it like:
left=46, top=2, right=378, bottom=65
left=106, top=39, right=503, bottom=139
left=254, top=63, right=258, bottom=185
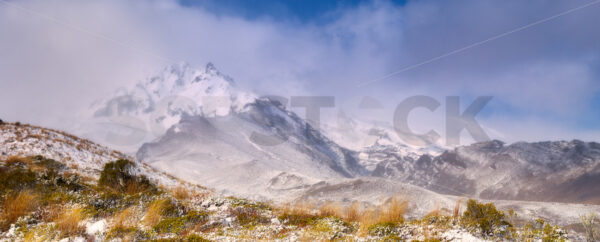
left=0, top=0, right=599, bottom=143
left=179, top=0, right=407, bottom=24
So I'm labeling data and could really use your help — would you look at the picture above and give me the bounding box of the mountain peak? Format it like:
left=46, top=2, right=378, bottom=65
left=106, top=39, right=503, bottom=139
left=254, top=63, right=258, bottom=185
left=88, top=62, right=256, bottom=144
left=205, top=62, right=217, bottom=72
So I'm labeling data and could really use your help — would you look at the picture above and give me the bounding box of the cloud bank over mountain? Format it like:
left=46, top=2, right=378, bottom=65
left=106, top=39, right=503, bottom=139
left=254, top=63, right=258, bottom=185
left=1, top=0, right=599, bottom=144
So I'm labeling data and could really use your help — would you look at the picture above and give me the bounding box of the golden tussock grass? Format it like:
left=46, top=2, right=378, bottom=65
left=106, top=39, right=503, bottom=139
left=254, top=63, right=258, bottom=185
left=453, top=198, right=463, bottom=218
left=318, top=201, right=343, bottom=217
left=5, top=156, right=49, bottom=173
left=23, top=231, right=38, bottom=242
left=5, top=156, right=34, bottom=167
left=279, top=197, right=408, bottom=235
left=317, top=201, right=362, bottom=222
left=23, top=227, right=53, bottom=242
left=40, top=204, right=63, bottom=223
left=125, top=181, right=148, bottom=194
left=1, top=190, right=39, bottom=229
left=171, top=186, right=191, bottom=201
left=54, top=207, right=84, bottom=236
left=278, top=197, right=409, bottom=236
left=378, top=197, right=408, bottom=223
left=357, top=208, right=380, bottom=234
left=80, top=175, right=96, bottom=185
left=143, top=199, right=169, bottom=227
left=356, top=196, right=408, bottom=235
left=280, top=201, right=315, bottom=216
left=345, top=201, right=360, bottom=222
left=113, top=207, right=137, bottom=229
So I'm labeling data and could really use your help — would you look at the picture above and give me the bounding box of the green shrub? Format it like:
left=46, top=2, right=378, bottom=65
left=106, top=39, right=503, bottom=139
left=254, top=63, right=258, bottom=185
left=278, top=213, right=322, bottom=228
left=542, top=223, right=566, bottom=241
left=153, top=210, right=208, bottom=234
left=106, top=226, right=149, bottom=240
left=89, top=191, right=126, bottom=215
left=0, top=166, right=37, bottom=192
left=98, top=159, right=156, bottom=194
left=98, top=159, right=134, bottom=189
left=33, top=156, right=65, bottom=171
left=0, top=156, right=89, bottom=211
left=153, top=217, right=187, bottom=234
left=368, top=222, right=397, bottom=237
left=461, top=199, right=511, bottom=236
left=185, top=234, right=212, bottom=242
left=151, top=235, right=212, bottom=242
left=229, top=207, right=269, bottom=227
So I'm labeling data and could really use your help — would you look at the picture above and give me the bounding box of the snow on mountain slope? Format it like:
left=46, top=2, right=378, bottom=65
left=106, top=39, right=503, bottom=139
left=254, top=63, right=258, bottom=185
left=323, top=110, right=445, bottom=153
left=323, top=110, right=600, bottom=205
left=373, top=139, right=600, bottom=204
left=0, top=123, right=183, bottom=187
left=136, top=98, right=366, bottom=200
left=80, top=62, right=256, bottom=152
left=321, top=112, right=444, bottom=172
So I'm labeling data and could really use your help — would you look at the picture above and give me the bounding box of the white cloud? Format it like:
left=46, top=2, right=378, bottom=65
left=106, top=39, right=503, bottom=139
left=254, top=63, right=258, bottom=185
left=0, top=0, right=598, bottom=144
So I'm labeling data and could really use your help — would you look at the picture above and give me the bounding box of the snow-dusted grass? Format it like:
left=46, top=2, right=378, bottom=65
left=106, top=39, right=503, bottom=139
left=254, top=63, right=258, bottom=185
left=0, top=191, right=38, bottom=230
left=0, top=123, right=590, bottom=241
left=142, top=198, right=170, bottom=227
left=0, top=123, right=192, bottom=189
left=54, top=207, right=85, bottom=237
left=171, top=186, right=192, bottom=201
left=0, top=154, right=576, bottom=241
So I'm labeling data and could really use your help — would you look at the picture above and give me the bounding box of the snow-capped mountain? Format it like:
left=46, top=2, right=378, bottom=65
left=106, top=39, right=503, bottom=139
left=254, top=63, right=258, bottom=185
left=81, top=62, right=256, bottom=151
left=93, top=62, right=255, bottom=120
left=86, top=62, right=365, bottom=199
left=85, top=62, right=600, bottom=208
left=135, top=97, right=367, bottom=200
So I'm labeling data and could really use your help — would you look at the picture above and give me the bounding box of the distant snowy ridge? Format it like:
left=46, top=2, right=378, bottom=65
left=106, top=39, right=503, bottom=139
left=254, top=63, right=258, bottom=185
left=372, top=139, right=600, bottom=203
left=321, top=114, right=445, bottom=172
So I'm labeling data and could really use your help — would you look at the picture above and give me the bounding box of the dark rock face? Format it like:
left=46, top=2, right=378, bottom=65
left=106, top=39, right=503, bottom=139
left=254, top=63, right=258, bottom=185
left=368, top=140, right=600, bottom=204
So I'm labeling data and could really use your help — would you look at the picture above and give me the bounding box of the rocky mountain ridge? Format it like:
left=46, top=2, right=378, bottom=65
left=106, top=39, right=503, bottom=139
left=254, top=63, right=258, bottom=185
left=86, top=63, right=600, bottom=207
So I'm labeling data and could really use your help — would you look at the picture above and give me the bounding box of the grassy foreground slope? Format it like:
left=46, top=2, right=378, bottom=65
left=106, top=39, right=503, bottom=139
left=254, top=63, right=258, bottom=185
left=0, top=122, right=593, bottom=241
left=0, top=155, right=576, bottom=241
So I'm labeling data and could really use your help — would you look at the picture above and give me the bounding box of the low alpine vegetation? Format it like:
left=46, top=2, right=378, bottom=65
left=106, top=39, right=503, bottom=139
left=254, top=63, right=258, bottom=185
left=0, top=155, right=576, bottom=241
left=98, top=159, right=157, bottom=194
left=461, top=199, right=511, bottom=236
